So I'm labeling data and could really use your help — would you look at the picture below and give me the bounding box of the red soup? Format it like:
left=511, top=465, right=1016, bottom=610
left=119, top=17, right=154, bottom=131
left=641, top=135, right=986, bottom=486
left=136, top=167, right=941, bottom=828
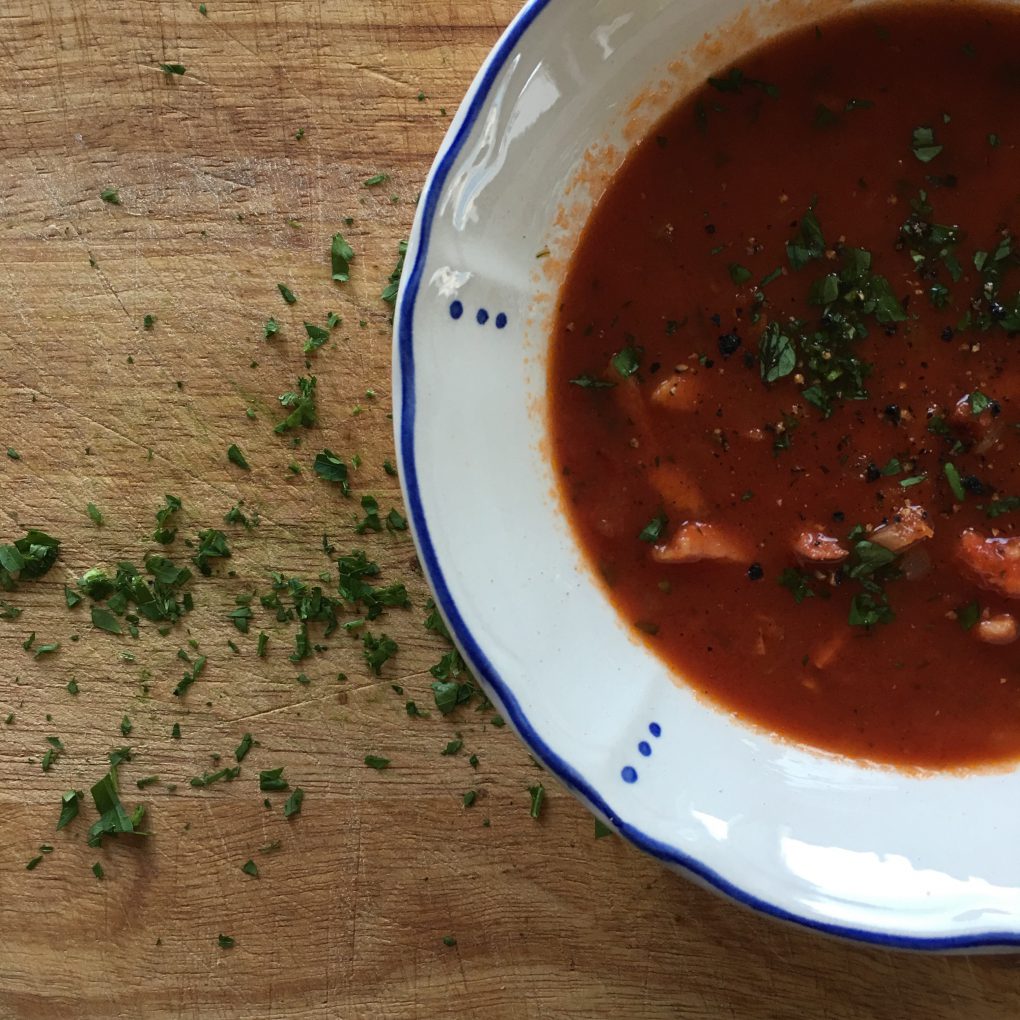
left=549, top=1, right=1020, bottom=769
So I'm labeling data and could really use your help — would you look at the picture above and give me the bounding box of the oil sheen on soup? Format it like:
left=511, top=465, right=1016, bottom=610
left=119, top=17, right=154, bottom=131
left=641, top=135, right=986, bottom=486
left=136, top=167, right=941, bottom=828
left=549, top=1, right=1020, bottom=768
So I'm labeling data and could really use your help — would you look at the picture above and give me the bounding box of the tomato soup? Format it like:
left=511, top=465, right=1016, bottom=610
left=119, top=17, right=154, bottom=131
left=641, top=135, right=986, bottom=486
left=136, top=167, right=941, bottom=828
left=549, top=1, right=1020, bottom=768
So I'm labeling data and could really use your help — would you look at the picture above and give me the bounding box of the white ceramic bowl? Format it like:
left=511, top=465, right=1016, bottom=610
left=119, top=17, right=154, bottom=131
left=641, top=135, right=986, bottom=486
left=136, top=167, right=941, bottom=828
left=393, top=0, right=1020, bottom=950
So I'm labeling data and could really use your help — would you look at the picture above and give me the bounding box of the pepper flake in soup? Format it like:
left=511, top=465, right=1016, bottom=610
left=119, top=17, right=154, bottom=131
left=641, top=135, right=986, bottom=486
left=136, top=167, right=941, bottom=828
left=549, top=1, right=1020, bottom=769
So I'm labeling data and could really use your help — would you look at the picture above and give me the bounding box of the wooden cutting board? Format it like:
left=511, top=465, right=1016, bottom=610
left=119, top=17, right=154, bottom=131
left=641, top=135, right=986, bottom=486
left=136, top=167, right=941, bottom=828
left=0, top=2, right=1017, bottom=1017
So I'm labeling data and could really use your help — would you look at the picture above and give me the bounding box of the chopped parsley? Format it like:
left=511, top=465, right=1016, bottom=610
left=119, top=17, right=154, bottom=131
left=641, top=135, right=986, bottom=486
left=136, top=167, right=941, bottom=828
left=987, top=497, right=1020, bottom=519
left=758, top=322, right=796, bottom=382
left=944, top=462, right=966, bottom=501
left=313, top=450, right=350, bottom=494
left=364, top=755, right=390, bottom=770
left=191, top=529, right=231, bottom=575
left=779, top=568, right=816, bottom=604
left=277, top=283, right=298, bottom=305
left=330, top=233, right=355, bottom=283
left=958, top=601, right=981, bottom=631
left=911, top=125, right=943, bottom=163
left=160, top=63, right=187, bottom=75
left=235, top=733, right=254, bottom=762
left=610, top=346, right=642, bottom=378
left=91, top=606, right=123, bottom=635
left=173, top=654, right=207, bottom=697
left=86, top=502, right=104, bottom=526
left=844, top=535, right=899, bottom=628
left=100, top=187, right=121, bottom=205
left=227, top=444, right=250, bottom=470
left=968, top=390, right=991, bottom=415
left=303, top=322, right=330, bottom=354
left=786, top=208, right=826, bottom=270
left=275, top=376, right=317, bottom=433
left=264, top=318, right=280, bottom=340
left=153, top=494, right=182, bottom=545
left=728, top=263, right=753, bottom=285
left=259, top=767, right=289, bottom=792
left=190, top=765, right=241, bottom=787
left=283, top=788, right=304, bottom=817
left=241, top=859, right=259, bottom=877
left=528, top=783, right=545, bottom=819
left=87, top=765, right=147, bottom=847
left=56, top=789, right=83, bottom=830
left=0, top=530, right=60, bottom=590
left=569, top=375, right=615, bottom=389
left=638, top=512, right=668, bottom=544
left=381, top=240, right=408, bottom=304
left=363, top=631, right=398, bottom=675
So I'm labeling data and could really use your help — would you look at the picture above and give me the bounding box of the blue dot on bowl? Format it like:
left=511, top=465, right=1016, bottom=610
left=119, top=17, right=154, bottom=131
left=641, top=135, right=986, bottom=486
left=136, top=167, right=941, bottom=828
left=649, top=722, right=662, bottom=738
left=476, top=308, right=490, bottom=325
left=450, top=300, right=464, bottom=320
left=495, top=312, right=508, bottom=329
left=621, top=766, right=638, bottom=784
left=638, top=741, right=652, bottom=757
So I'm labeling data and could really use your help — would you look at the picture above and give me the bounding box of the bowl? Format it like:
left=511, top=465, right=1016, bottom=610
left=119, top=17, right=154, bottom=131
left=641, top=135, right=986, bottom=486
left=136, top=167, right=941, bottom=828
left=392, top=0, right=1020, bottom=950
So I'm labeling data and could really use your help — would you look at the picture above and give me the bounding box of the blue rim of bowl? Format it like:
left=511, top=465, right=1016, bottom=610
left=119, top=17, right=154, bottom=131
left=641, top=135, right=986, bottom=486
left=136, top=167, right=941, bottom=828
left=394, top=0, right=1019, bottom=952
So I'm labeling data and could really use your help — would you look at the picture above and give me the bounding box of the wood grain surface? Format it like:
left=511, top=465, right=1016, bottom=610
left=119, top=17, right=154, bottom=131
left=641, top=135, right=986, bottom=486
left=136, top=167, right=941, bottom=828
left=1, top=2, right=1019, bottom=1018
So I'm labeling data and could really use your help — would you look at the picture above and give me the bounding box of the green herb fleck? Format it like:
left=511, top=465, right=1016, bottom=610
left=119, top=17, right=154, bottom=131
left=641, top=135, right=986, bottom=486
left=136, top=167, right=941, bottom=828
left=87, top=765, right=147, bottom=847
left=91, top=606, right=123, bottom=635
left=638, top=512, right=668, bottom=544
left=569, top=375, right=615, bottom=389
left=283, top=788, right=304, bottom=818
left=227, top=444, right=250, bottom=470
left=330, top=233, right=355, bottom=283
left=363, top=631, right=398, bottom=675
left=313, top=450, right=350, bottom=494
left=779, top=568, right=815, bottom=604
left=299, top=322, right=329, bottom=355
left=912, top=125, right=943, bottom=163
left=56, top=789, right=83, bottom=830
left=610, top=346, right=642, bottom=379
left=958, top=601, right=981, bottom=631
left=758, top=322, right=796, bottom=382
left=259, top=767, right=288, bottom=792
left=968, top=390, right=991, bottom=416
left=275, top=376, right=317, bottom=433
left=381, top=240, right=408, bottom=304
left=528, top=783, right=545, bottom=819
left=728, top=263, right=753, bottom=286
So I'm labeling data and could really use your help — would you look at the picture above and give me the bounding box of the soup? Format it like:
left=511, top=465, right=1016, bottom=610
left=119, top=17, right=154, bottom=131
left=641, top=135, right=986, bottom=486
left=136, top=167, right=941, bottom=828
left=549, top=1, right=1020, bottom=768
